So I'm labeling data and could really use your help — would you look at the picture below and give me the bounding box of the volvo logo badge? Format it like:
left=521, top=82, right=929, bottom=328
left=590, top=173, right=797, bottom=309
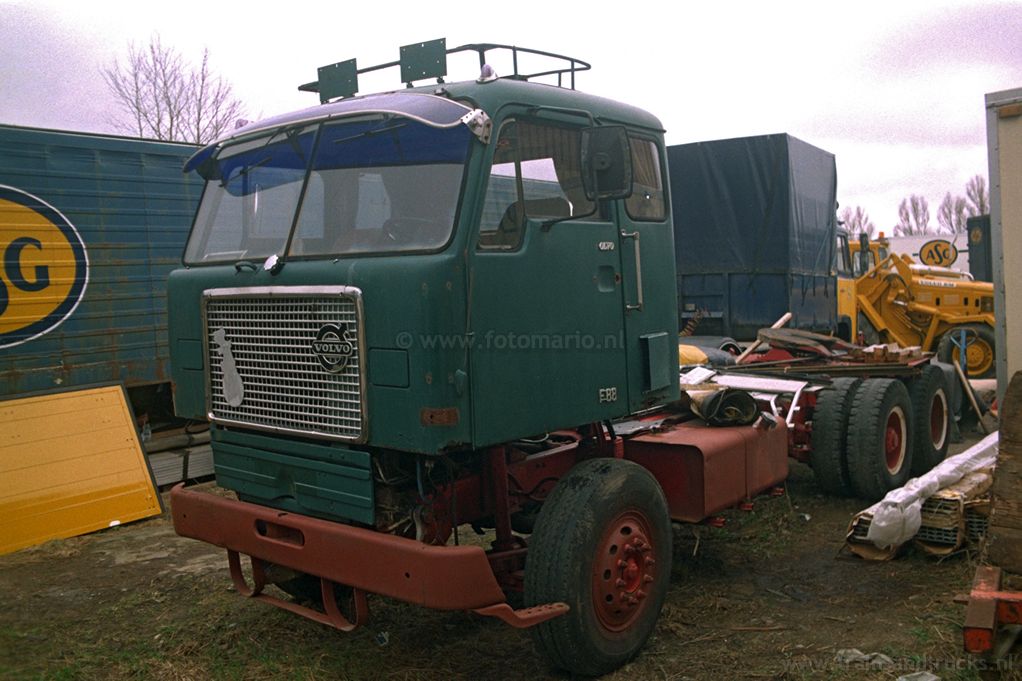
left=312, top=323, right=355, bottom=373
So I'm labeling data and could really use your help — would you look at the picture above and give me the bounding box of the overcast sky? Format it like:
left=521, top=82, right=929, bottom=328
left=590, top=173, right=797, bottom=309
left=2, top=0, right=1020, bottom=230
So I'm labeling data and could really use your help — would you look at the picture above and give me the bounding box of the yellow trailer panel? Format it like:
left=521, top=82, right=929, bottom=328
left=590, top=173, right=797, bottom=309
left=0, top=385, right=162, bottom=555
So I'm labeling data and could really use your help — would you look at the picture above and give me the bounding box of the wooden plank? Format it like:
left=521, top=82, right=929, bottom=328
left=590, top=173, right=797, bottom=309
left=988, top=371, right=1022, bottom=571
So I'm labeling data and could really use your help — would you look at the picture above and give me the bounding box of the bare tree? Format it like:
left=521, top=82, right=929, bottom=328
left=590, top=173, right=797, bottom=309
left=965, top=174, right=989, bottom=216
left=895, top=195, right=930, bottom=236
left=103, top=36, right=244, bottom=144
left=838, top=205, right=876, bottom=238
left=937, top=192, right=969, bottom=234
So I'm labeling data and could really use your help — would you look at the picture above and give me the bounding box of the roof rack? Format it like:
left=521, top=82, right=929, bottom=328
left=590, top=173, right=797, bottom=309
left=299, top=39, right=591, bottom=103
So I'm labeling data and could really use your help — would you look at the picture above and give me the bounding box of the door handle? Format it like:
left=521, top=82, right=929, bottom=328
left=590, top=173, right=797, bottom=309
left=620, top=230, right=643, bottom=311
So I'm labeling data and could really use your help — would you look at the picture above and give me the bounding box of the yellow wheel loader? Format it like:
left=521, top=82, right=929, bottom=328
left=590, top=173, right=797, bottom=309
left=836, top=232, right=996, bottom=377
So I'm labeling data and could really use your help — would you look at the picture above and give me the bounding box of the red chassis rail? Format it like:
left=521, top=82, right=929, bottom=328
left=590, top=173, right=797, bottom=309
left=170, top=485, right=568, bottom=630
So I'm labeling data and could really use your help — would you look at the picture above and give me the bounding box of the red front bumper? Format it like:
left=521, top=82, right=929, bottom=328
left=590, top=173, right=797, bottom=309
left=171, top=485, right=567, bottom=629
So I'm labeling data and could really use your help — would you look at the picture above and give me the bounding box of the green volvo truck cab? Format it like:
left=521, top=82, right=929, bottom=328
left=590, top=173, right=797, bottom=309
left=170, top=47, right=678, bottom=504
left=168, top=43, right=715, bottom=676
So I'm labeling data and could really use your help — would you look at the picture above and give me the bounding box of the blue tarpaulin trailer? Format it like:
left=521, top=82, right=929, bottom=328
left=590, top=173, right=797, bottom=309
left=0, top=125, right=202, bottom=402
left=667, top=133, right=838, bottom=341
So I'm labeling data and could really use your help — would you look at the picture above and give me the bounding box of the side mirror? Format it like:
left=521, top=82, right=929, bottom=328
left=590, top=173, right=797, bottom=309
left=581, top=126, right=633, bottom=201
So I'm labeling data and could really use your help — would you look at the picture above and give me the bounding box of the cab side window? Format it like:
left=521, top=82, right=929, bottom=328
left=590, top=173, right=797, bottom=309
left=836, top=234, right=853, bottom=276
left=625, top=137, right=666, bottom=221
left=478, top=121, right=594, bottom=250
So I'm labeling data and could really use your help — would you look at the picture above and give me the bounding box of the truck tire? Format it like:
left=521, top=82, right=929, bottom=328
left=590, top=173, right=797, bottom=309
left=936, top=324, right=996, bottom=379
left=809, top=378, right=862, bottom=496
left=846, top=378, right=914, bottom=502
left=525, top=458, right=671, bottom=676
left=908, top=365, right=950, bottom=476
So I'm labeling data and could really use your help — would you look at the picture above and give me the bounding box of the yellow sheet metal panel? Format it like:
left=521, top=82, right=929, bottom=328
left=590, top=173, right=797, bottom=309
left=0, top=385, right=162, bottom=555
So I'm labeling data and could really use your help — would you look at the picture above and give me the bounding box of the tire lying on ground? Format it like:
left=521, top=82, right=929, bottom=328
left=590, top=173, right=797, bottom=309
left=846, top=378, right=915, bottom=502
left=525, top=458, right=672, bottom=677
left=936, top=324, right=996, bottom=379
left=907, top=364, right=951, bottom=476
left=809, top=377, right=863, bottom=496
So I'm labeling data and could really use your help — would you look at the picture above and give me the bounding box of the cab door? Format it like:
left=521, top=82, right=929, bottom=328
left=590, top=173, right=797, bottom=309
left=467, top=117, right=631, bottom=447
left=617, top=135, right=680, bottom=412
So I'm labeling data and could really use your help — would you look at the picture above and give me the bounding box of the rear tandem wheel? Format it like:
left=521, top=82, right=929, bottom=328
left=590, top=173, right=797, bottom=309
left=908, top=364, right=951, bottom=476
left=809, top=377, right=863, bottom=496
left=846, top=378, right=915, bottom=502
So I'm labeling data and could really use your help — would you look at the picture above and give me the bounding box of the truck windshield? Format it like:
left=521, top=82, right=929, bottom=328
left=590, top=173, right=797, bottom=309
left=183, top=116, right=472, bottom=263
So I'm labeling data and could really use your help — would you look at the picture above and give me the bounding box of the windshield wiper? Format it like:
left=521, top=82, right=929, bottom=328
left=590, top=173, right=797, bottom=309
left=220, top=155, right=272, bottom=187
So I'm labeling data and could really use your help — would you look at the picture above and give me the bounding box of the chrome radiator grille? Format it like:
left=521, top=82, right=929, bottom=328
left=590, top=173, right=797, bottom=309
left=203, top=286, right=365, bottom=441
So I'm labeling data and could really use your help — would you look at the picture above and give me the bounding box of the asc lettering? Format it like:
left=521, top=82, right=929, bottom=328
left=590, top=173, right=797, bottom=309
left=0, top=237, right=51, bottom=316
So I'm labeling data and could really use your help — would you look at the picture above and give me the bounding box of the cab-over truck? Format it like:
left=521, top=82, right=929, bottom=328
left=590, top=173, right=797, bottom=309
left=167, top=42, right=943, bottom=675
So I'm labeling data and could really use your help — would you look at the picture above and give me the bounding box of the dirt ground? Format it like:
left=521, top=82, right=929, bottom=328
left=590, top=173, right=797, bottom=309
left=2, top=433, right=1019, bottom=681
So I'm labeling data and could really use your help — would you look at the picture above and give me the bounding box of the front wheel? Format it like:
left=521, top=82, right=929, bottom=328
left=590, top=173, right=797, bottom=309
left=525, top=458, right=672, bottom=676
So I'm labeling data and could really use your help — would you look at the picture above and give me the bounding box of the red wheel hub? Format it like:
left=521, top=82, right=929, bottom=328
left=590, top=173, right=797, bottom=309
left=884, top=407, right=907, bottom=474
left=593, top=510, right=656, bottom=632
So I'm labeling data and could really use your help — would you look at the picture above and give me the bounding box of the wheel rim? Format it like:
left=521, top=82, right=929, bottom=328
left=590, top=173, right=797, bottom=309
left=884, top=406, right=907, bottom=475
left=966, top=339, right=994, bottom=376
left=954, top=339, right=994, bottom=376
left=929, top=388, right=948, bottom=451
left=593, top=510, right=657, bottom=633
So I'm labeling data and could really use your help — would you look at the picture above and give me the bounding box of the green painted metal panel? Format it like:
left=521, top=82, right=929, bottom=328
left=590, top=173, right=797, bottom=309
left=212, top=427, right=374, bottom=524
left=369, top=348, right=410, bottom=388
left=641, top=332, right=672, bottom=392
left=169, top=250, right=474, bottom=454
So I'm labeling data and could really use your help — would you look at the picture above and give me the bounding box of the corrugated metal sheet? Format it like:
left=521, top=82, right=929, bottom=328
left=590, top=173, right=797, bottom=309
left=0, top=125, right=202, bottom=396
left=0, top=384, right=163, bottom=555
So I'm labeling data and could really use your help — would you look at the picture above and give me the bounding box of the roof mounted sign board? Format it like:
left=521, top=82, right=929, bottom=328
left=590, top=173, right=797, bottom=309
left=399, top=38, right=448, bottom=85
left=0, top=384, right=162, bottom=555
left=317, top=59, right=359, bottom=103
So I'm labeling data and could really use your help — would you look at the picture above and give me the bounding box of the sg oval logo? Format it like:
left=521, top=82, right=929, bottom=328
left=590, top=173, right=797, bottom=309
left=0, top=185, right=88, bottom=349
left=918, top=239, right=958, bottom=268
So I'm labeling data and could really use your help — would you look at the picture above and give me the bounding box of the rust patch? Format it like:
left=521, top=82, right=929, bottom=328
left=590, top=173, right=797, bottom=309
left=420, top=407, right=459, bottom=427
